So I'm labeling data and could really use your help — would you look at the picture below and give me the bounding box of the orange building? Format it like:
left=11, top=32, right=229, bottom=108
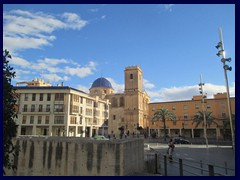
left=148, top=93, right=235, bottom=140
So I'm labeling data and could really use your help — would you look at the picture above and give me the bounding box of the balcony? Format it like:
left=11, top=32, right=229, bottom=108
left=70, top=111, right=79, bottom=115
left=54, top=109, right=65, bottom=114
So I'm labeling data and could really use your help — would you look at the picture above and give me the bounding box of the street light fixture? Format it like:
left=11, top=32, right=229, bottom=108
left=221, top=58, right=231, bottom=63
left=223, top=65, right=232, bottom=71
left=199, top=75, right=208, bottom=147
left=215, top=41, right=222, bottom=49
left=216, top=27, right=235, bottom=153
left=216, top=50, right=224, bottom=57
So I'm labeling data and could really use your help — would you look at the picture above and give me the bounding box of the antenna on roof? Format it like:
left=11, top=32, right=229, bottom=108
left=53, top=77, right=56, bottom=86
left=40, top=68, right=43, bottom=79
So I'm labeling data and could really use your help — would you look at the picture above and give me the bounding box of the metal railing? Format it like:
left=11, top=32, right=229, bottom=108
left=144, top=148, right=235, bottom=176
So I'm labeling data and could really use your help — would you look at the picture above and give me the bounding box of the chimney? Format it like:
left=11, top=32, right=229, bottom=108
left=61, top=81, right=64, bottom=86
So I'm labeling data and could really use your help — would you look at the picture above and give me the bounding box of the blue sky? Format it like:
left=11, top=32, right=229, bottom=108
left=3, top=4, right=235, bottom=102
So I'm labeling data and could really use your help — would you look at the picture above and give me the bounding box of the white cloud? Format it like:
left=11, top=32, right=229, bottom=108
left=229, top=82, right=235, bottom=96
left=3, top=10, right=88, bottom=52
left=3, top=10, right=65, bottom=36
left=106, top=78, right=124, bottom=93
left=205, top=83, right=235, bottom=97
left=77, top=84, right=90, bottom=93
left=37, top=58, right=68, bottom=66
left=14, top=69, right=32, bottom=80
left=43, top=73, right=69, bottom=84
left=147, top=83, right=235, bottom=102
left=63, top=76, right=70, bottom=81
left=3, top=36, right=51, bottom=52
left=143, top=79, right=155, bottom=89
left=101, top=15, right=106, bottom=19
left=10, top=56, right=31, bottom=68
left=87, top=61, right=97, bottom=70
left=64, top=62, right=97, bottom=78
left=15, top=69, right=31, bottom=74
left=62, top=12, right=87, bottom=30
left=10, top=54, right=97, bottom=83
left=89, top=8, right=99, bottom=12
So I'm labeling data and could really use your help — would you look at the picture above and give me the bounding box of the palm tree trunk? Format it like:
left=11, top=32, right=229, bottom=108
left=163, top=118, right=166, bottom=142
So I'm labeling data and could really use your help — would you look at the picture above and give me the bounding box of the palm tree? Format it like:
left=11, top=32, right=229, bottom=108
left=222, top=114, right=235, bottom=129
left=221, top=114, right=235, bottom=140
left=152, top=107, right=176, bottom=142
left=192, top=110, right=218, bottom=128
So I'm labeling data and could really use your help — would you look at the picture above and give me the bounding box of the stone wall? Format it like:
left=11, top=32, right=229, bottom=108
left=5, top=137, right=144, bottom=176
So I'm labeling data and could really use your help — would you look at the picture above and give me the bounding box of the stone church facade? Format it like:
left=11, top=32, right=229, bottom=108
left=89, top=66, right=150, bottom=137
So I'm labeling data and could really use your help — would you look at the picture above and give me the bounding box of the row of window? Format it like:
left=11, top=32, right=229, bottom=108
left=22, top=115, right=100, bottom=125
left=111, top=112, right=227, bottom=122
left=69, top=117, right=98, bottom=125
left=72, top=98, right=107, bottom=109
left=22, top=115, right=64, bottom=124
left=72, top=94, right=82, bottom=103
left=71, top=95, right=103, bottom=106
left=22, top=104, right=109, bottom=117
left=23, top=93, right=109, bottom=110
left=152, top=103, right=226, bottom=111
left=85, top=109, right=103, bottom=117
left=22, top=104, right=63, bottom=112
left=94, top=89, right=108, bottom=94
left=24, top=93, right=64, bottom=101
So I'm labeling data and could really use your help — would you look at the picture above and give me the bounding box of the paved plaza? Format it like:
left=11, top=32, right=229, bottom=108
left=145, top=143, right=235, bottom=176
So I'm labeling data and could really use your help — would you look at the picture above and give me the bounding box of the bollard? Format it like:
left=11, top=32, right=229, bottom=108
left=200, top=160, right=203, bottom=175
left=158, top=154, right=161, bottom=170
left=155, top=153, right=158, bottom=174
left=164, top=155, right=167, bottom=176
left=179, top=159, right=183, bottom=176
left=208, top=164, right=214, bottom=176
left=224, top=161, right=228, bottom=175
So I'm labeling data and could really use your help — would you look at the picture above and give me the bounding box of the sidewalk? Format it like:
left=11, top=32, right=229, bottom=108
left=144, top=137, right=232, bottom=146
left=144, top=144, right=235, bottom=176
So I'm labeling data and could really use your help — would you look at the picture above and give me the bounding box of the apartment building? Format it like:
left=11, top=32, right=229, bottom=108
left=15, top=79, right=110, bottom=137
left=14, top=67, right=234, bottom=141
left=148, top=93, right=235, bottom=139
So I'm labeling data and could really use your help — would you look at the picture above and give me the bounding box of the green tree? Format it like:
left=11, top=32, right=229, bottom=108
left=222, top=114, right=235, bottom=140
left=152, top=107, right=176, bottom=142
left=192, top=110, right=218, bottom=128
left=222, top=114, right=235, bottom=129
left=3, top=49, right=19, bottom=174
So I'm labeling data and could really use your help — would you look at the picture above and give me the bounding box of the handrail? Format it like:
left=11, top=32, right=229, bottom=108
left=145, top=147, right=235, bottom=176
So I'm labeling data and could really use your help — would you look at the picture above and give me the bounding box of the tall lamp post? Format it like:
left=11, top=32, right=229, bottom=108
left=199, top=75, right=208, bottom=147
left=216, top=27, right=235, bottom=152
left=144, top=114, right=148, bottom=138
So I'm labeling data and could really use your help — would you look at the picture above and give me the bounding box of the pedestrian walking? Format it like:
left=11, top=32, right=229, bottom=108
left=167, top=138, right=175, bottom=162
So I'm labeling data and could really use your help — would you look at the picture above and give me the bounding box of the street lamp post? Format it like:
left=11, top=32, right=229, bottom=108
left=199, top=75, right=208, bottom=147
left=216, top=27, right=235, bottom=152
left=182, top=122, right=185, bottom=137
left=144, top=114, right=148, bottom=138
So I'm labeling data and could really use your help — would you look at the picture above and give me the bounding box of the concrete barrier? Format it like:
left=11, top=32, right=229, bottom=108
left=5, top=137, right=144, bottom=176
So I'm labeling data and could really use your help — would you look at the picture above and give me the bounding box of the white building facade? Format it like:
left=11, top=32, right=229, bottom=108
left=15, top=83, right=110, bottom=137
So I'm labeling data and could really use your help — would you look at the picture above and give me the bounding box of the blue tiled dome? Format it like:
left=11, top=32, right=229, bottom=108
left=91, top=78, right=113, bottom=88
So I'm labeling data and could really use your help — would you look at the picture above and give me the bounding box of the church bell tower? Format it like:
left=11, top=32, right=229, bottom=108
left=124, top=66, right=143, bottom=133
